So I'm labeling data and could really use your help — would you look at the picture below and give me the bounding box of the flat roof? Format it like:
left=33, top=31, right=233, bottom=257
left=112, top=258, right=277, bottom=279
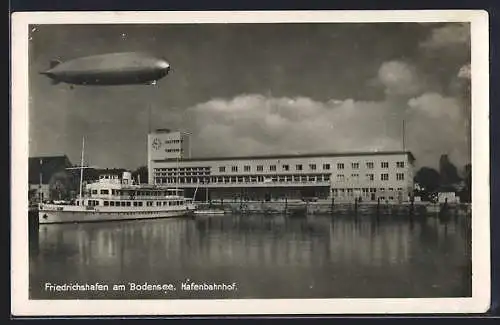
left=153, top=150, right=416, bottom=163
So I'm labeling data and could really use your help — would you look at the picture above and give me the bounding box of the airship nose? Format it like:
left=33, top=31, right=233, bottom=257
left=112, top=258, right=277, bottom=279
left=156, top=59, right=170, bottom=70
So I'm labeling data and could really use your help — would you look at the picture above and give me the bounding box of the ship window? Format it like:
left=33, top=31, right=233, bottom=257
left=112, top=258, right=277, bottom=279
left=133, top=202, right=138, bottom=207
left=104, top=201, right=109, bottom=206
left=156, top=202, right=161, bottom=206
left=126, top=201, right=131, bottom=206
left=92, top=190, right=98, bottom=195
left=110, top=201, right=115, bottom=206
left=169, top=201, right=172, bottom=206
left=121, top=201, right=126, bottom=207
left=95, top=201, right=99, bottom=206
left=100, top=189, right=109, bottom=195
left=138, top=202, right=143, bottom=207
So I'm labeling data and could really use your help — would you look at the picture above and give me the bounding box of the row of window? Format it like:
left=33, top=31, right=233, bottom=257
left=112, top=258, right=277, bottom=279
left=155, top=172, right=210, bottom=177
left=164, top=139, right=183, bottom=144
left=89, top=189, right=182, bottom=197
left=336, top=173, right=405, bottom=181
left=158, top=167, right=211, bottom=172
left=154, top=172, right=405, bottom=184
left=332, top=187, right=404, bottom=194
left=216, top=161, right=405, bottom=173
left=156, top=174, right=332, bottom=184
left=164, top=148, right=183, bottom=153
left=78, top=200, right=184, bottom=207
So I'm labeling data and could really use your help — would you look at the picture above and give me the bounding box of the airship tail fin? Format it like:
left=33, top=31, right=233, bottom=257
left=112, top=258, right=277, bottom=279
left=49, top=59, right=62, bottom=69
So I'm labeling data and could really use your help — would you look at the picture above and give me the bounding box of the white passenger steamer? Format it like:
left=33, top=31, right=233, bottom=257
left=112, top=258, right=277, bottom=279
left=38, top=172, right=195, bottom=224
left=38, top=138, right=195, bottom=224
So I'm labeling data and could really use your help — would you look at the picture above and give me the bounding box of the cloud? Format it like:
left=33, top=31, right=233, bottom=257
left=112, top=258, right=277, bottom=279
left=155, top=92, right=469, bottom=170
left=406, top=93, right=469, bottom=168
left=150, top=59, right=471, bottom=171
left=419, top=23, right=470, bottom=52
left=377, top=61, right=423, bottom=97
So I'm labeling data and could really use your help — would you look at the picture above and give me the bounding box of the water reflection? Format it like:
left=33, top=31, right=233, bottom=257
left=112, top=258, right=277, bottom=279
left=30, top=214, right=471, bottom=299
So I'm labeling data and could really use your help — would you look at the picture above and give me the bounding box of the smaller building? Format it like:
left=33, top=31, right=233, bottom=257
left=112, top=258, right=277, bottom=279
left=28, top=155, right=73, bottom=202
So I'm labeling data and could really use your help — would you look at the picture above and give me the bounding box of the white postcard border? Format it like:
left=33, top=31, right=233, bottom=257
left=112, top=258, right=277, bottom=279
left=11, top=10, right=491, bottom=316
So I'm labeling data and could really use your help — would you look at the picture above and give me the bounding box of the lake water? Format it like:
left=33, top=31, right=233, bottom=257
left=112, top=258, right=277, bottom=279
left=29, top=213, right=471, bottom=299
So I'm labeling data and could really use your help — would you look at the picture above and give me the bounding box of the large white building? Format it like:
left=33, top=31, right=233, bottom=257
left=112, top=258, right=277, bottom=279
left=147, top=130, right=416, bottom=203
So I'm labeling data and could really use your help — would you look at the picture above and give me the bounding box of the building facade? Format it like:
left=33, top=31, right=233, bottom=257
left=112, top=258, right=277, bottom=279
left=147, top=129, right=191, bottom=184
left=148, top=147, right=416, bottom=203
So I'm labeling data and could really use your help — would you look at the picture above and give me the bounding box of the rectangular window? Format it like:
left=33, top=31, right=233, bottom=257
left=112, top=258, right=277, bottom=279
left=103, top=201, right=109, bottom=206
left=381, top=162, right=389, bottom=168
left=110, top=201, right=115, bottom=206
left=381, top=173, right=389, bottom=181
left=337, top=163, right=344, bottom=170
left=309, top=164, right=317, bottom=170
left=219, top=166, right=226, bottom=172
left=126, top=201, right=131, bottom=206
left=366, top=162, right=374, bottom=169
left=231, top=166, right=238, bottom=172
left=396, top=161, right=405, bottom=168
left=282, top=164, right=290, bottom=171
left=270, top=165, right=277, bottom=171
left=296, top=164, right=303, bottom=171
left=244, top=165, right=251, bottom=172
left=396, top=173, right=405, bottom=181
left=100, top=189, right=109, bottom=195
left=351, top=162, right=359, bottom=169
left=323, top=163, right=330, bottom=170
left=337, top=174, right=345, bottom=181
left=366, top=174, right=374, bottom=181
left=257, top=165, right=264, bottom=172
left=351, top=173, right=359, bottom=180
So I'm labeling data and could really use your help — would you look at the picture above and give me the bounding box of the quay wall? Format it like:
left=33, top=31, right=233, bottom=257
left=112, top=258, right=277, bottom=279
left=195, top=200, right=472, bottom=217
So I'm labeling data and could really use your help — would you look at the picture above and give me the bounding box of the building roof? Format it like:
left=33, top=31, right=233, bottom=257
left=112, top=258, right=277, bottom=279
left=153, top=150, right=416, bottom=163
left=28, top=155, right=73, bottom=184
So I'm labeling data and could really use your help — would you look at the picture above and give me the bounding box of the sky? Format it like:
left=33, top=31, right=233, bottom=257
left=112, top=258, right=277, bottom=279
left=28, top=22, right=471, bottom=171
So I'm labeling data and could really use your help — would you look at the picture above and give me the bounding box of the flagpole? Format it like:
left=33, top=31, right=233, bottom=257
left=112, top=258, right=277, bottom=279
left=79, top=137, right=85, bottom=200
left=39, top=158, right=43, bottom=202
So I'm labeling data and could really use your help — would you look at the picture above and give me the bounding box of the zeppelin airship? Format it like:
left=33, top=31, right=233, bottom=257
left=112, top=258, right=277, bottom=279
left=40, top=52, right=171, bottom=87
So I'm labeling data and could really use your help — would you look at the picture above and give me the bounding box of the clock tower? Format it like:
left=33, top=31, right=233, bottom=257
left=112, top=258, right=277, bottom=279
left=147, top=128, right=191, bottom=184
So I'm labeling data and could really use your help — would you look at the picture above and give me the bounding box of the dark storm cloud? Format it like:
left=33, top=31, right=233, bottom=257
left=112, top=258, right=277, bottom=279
left=29, top=22, right=470, bottom=170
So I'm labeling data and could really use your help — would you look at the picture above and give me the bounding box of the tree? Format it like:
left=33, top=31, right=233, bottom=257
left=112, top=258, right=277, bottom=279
left=48, top=170, right=78, bottom=200
left=414, top=167, right=441, bottom=194
left=132, top=166, right=148, bottom=184
left=458, top=163, right=472, bottom=203
left=439, top=154, right=461, bottom=186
